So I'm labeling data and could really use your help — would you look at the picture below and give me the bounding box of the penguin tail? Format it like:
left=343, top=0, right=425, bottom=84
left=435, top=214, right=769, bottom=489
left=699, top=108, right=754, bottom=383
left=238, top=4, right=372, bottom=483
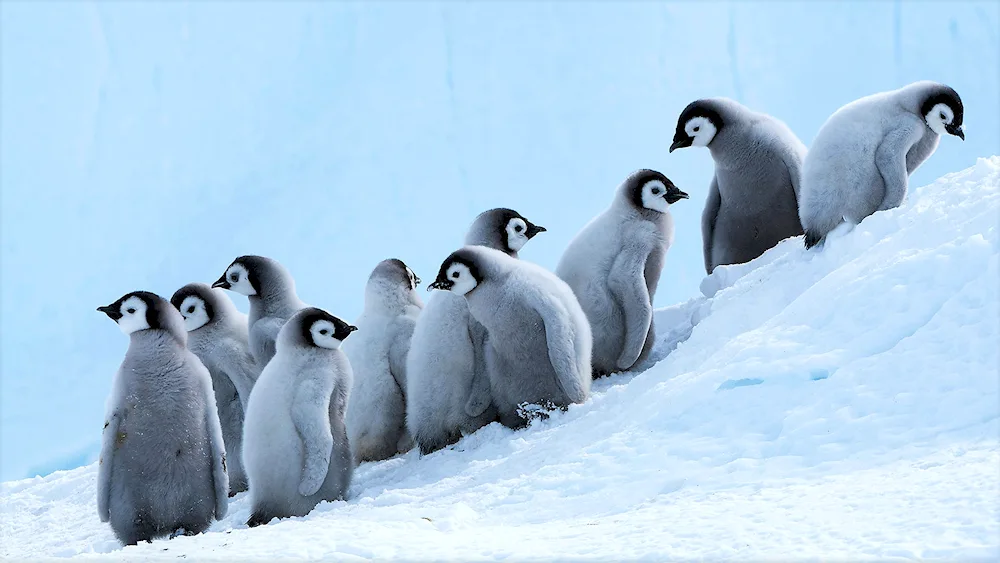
left=803, top=230, right=824, bottom=249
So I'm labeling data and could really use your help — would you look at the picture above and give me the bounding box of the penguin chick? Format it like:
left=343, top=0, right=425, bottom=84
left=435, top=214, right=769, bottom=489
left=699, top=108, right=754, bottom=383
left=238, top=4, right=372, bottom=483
left=212, top=255, right=307, bottom=366
left=407, top=208, right=546, bottom=455
left=556, top=169, right=687, bottom=376
left=670, top=98, right=807, bottom=273
left=97, top=291, right=228, bottom=545
left=429, top=246, right=591, bottom=429
left=799, top=81, right=965, bottom=248
left=344, top=259, right=423, bottom=463
left=243, top=307, right=357, bottom=527
left=171, top=283, right=262, bottom=495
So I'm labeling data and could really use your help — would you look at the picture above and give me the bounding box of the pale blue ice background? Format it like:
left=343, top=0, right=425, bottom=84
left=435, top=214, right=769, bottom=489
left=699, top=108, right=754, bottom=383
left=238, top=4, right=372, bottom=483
left=2, top=1, right=997, bottom=480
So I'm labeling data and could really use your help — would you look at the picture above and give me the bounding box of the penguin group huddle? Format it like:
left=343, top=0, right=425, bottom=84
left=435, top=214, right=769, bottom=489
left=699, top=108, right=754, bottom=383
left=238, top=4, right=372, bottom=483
left=95, top=80, right=964, bottom=545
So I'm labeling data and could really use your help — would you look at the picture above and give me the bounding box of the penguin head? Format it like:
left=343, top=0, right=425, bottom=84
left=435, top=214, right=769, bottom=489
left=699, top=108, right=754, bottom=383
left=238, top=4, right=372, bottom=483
left=213, top=258, right=257, bottom=296
left=465, top=208, right=546, bottom=256
left=296, top=307, right=356, bottom=350
left=170, top=283, right=219, bottom=332
left=920, top=86, right=964, bottom=140
left=670, top=100, right=723, bottom=152
left=98, top=291, right=178, bottom=337
left=626, top=169, right=689, bottom=214
left=371, top=258, right=420, bottom=291
left=428, top=249, right=482, bottom=296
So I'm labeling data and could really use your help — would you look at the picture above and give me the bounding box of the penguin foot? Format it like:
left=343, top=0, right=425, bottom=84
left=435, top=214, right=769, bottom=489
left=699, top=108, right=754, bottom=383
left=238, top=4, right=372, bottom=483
left=803, top=231, right=823, bottom=249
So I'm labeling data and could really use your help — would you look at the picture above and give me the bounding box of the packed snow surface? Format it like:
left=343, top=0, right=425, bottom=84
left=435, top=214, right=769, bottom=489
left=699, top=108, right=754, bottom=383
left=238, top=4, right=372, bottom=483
left=3, top=159, right=998, bottom=559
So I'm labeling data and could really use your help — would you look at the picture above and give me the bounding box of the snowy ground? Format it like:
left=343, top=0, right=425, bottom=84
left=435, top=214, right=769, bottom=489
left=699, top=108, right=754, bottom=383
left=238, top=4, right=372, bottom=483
left=3, top=159, right=998, bottom=560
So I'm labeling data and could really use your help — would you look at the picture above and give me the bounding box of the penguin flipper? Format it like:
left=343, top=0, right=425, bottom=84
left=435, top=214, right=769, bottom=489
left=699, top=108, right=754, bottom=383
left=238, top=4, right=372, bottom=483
left=533, top=291, right=589, bottom=404
left=701, top=175, right=721, bottom=274
left=608, top=246, right=653, bottom=372
left=97, top=410, right=120, bottom=523
left=292, top=377, right=335, bottom=497
left=876, top=123, right=924, bottom=212
left=198, top=360, right=231, bottom=519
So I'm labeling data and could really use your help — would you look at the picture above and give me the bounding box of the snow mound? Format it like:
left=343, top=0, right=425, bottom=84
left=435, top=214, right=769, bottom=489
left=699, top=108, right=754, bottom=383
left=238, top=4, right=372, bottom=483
left=3, top=158, right=998, bottom=560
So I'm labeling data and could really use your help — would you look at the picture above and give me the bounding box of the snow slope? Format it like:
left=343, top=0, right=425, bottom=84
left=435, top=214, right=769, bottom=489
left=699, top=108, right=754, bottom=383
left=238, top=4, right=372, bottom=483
left=2, top=159, right=998, bottom=559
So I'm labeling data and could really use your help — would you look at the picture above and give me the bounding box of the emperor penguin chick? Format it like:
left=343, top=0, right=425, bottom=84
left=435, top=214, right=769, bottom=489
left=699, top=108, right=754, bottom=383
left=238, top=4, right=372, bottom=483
left=556, top=169, right=688, bottom=376
left=407, top=208, right=546, bottom=455
left=429, top=246, right=592, bottom=429
left=97, top=291, right=229, bottom=545
left=670, top=98, right=807, bottom=273
left=242, top=307, right=357, bottom=527
left=212, top=255, right=307, bottom=366
left=344, top=259, right=423, bottom=463
left=799, top=81, right=965, bottom=248
left=171, top=283, right=262, bottom=495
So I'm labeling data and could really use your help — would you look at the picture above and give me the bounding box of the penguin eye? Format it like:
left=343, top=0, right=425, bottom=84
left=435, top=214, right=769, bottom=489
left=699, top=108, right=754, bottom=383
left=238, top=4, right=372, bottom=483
left=187, top=306, right=195, bottom=314
left=126, top=308, right=136, bottom=314
left=452, top=271, right=460, bottom=278
left=693, top=126, right=700, bottom=132
left=230, top=273, right=238, bottom=282
left=515, top=225, right=523, bottom=232
left=319, top=329, right=328, bottom=335
left=652, top=187, right=661, bottom=195
left=939, top=112, right=946, bottom=120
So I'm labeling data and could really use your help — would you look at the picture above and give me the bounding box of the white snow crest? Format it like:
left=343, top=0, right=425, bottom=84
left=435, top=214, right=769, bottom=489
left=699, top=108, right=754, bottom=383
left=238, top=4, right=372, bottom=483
left=2, top=158, right=998, bottom=560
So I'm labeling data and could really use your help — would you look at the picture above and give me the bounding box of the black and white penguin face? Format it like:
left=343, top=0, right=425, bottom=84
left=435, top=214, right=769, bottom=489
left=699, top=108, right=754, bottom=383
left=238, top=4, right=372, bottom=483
left=98, top=292, right=160, bottom=335
left=922, top=99, right=965, bottom=140
left=300, top=309, right=357, bottom=350
left=505, top=216, right=546, bottom=252
left=213, top=261, right=256, bottom=296
left=629, top=170, right=689, bottom=213
left=405, top=265, right=421, bottom=290
left=177, top=295, right=211, bottom=331
left=428, top=258, right=480, bottom=296
left=670, top=102, right=723, bottom=152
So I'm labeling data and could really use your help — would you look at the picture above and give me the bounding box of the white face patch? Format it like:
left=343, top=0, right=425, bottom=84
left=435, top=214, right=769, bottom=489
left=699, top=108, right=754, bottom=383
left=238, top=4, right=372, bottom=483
left=405, top=266, right=418, bottom=290
left=640, top=180, right=670, bottom=213
left=225, top=263, right=256, bottom=296
left=179, top=295, right=210, bottom=331
left=685, top=116, right=717, bottom=147
left=505, top=217, right=529, bottom=252
left=445, top=263, right=478, bottom=296
left=310, top=320, right=343, bottom=350
left=924, top=102, right=953, bottom=136
left=116, top=296, right=150, bottom=335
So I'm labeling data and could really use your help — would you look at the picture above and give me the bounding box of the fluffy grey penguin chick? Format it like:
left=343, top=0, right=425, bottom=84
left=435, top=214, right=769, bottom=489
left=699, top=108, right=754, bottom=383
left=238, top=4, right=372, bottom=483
left=670, top=98, right=807, bottom=273
left=407, top=209, right=546, bottom=454
left=97, top=291, right=228, bottom=545
left=429, top=246, right=592, bottom=428
left=344, top=259, right=423, bottom=463
left=212, top=255, right=307, bottom=367
left=242, top=307, right=357, bottom=527
left=556, top=170, right=687, bottom=376
left=799, top=81, right=965, bottom=248
left=171, top=283, right=262, bottom=495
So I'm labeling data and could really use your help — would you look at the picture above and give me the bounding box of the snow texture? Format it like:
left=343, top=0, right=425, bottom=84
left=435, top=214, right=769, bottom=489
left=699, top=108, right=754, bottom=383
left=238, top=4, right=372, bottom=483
left=3, top=159, right=998, bottom=560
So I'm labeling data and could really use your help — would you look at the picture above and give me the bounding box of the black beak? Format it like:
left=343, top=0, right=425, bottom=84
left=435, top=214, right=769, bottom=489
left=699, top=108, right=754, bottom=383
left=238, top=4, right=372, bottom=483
left=665, top=185, right=689, bottom=204
left=413, top=275, right=422, bottom=286
left=97, top=304, right=122, bottom=322
left=211, top=274, right=230, bottom=290
left=347, top=325, right=358, bottom=333
left=525, top=223, right=547, bottom=238
left=428, top=279, right=453, bottom=292
left=946, top=124, right=965, bottom=140
left=669, top=137, right=693, bottom=153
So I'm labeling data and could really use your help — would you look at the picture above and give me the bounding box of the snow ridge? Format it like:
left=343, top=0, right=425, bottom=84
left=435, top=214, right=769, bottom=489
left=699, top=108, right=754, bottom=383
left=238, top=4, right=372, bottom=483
left=2, top=158, right=998, bottom=560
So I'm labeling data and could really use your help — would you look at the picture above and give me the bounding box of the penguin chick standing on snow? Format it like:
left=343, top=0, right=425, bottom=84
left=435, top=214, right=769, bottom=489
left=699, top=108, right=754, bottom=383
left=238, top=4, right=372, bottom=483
left=97, top=291, right=228, bottom=545
left=407, top=208, right=546, bottom=455
left=556, top=170, right=687, bottom=377
left=429, top=246, right=592, bottom=429
left=670, top=98, right=807, bottom=273
left=212, top=255, right=307, bottom=367
left=799, top=81, right=965, bottom=248
left=344, top=259, right=423, bottom=463
left=171, top=283, right=262, bottom=495
left=243, top=307, right=356, bottom=527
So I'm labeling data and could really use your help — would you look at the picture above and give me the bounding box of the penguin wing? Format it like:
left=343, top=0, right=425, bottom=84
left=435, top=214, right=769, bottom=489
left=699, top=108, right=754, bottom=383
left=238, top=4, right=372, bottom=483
left=701, top=175, right=721, bottom=274
left=607, top=244, right=654, bottom=371
left=532, top=289, right=589, bottom=404
left=96, top=409, right=120, bottom=523
left=876, top=121, right=925, bottom=212
left=465, top=320, right=493, bottom=418
left=292, top=375, right=335, bottom=497
left=218, top=337, right=261, bottom=408
left=252, top=317, right=285, bottom=365
left=388, top=317, right=416, bottom=396
left=195, top=357, right=230, bottom=517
